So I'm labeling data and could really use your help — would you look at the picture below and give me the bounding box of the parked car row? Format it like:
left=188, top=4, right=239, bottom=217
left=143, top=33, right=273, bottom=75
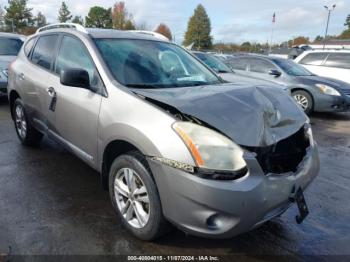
left=223, top=54, right=350, bottom=115
left=196, top=51, right=350, bottom=115
left=6, top=24, right=320, bottom=241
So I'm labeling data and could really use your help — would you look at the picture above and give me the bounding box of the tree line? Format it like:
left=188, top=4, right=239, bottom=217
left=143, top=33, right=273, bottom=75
left=0, top=1, right=213, bottom=49
left=0, top=1, right=349, bottom=52
left=0, top=0, right=176, bottom=40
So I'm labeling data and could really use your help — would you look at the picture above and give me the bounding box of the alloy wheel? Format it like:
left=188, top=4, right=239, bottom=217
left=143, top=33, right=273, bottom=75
left=293, top=94, right=309, bottom=111
left=15, top=104, right=27, bottom=139
left=114, top=168, right=150, bottom=229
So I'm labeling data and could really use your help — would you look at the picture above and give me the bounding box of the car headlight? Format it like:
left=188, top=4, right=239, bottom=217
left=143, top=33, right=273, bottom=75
left=316, top=84, right=341, bottom=96
left=172, top=122, right=247, bottom=172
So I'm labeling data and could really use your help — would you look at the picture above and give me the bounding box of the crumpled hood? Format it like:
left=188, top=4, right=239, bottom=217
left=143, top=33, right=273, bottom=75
left=132, top=83, right=308, bottom=147
left=0, top=55, right=16, bottom=70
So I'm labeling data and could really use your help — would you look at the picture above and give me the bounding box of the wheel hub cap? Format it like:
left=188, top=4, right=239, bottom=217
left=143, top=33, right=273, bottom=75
left=114, top=168, right=150, bottom=229
left=15, top=105, right=27, bottom=139
left=293, top=94, right=309, bottom=111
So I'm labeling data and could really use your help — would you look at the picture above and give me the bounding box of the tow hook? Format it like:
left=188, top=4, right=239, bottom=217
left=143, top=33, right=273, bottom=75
left=289, top=187, right=309, bottom=224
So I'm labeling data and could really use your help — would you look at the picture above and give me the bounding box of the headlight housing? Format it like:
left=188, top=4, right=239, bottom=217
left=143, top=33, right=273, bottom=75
left=316, top=84, right=341, bottom=96
left=172, top=122, right=247, bottom=172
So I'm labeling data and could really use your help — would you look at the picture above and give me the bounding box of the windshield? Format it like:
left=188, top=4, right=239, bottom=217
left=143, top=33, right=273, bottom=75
left=94, top=39, right=221, bottom=88
left=0, top=38, right=23, bottom=56
left=273, top=59, right=314, bottom=76
left=194, top=52, right=232, bottom=73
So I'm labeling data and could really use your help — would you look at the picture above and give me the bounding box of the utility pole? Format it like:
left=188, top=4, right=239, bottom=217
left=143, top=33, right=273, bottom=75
left=269, top=12, right=276, bottom=54
left=323, top=4, right=336, bottom=50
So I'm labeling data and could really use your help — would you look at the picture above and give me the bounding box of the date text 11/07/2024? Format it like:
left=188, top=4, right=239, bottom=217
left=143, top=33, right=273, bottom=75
left=127, top=256, right=220, bottom=261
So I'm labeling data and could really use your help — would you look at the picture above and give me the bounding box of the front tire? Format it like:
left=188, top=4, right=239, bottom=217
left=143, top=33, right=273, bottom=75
left=292, top=90, right=313, bottom=115
left=13, top=98, right=43, bottom=146
left=109, top=151, right=170, bottom=240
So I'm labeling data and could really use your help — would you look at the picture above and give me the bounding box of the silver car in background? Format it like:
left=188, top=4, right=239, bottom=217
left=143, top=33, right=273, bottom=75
left=0, top=33, right=25, bottom=95
left=8, top=24, right=319, bottom=240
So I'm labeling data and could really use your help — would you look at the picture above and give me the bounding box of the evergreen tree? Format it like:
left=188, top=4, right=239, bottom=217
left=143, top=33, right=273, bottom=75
left=72, top=15, right=84, bottom=25
left=58, top=1, right=72, bottom=23
left=85, top=6, right=112, bottom=28
left=0, top=5, right=5, bottom=31
left=183, top=4, right=212, bottom=49
left=4, top=0, right=33, bottom=32
left=35, top=11, right=46, bottom=27
left=344, top=14, right=350, bottom=29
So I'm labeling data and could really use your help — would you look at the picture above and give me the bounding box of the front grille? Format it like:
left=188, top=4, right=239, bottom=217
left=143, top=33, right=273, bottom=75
left=246, top=127, right=310, bottom=175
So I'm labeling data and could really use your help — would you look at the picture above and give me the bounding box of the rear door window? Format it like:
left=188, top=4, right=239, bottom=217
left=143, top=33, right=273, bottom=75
left=31, top=34, right=59, bottom=70
left=299, top=53, right=328, bottom=66
left=248, top=58, right=276, bottom=74
left=324, top=53, right=350, bottom=69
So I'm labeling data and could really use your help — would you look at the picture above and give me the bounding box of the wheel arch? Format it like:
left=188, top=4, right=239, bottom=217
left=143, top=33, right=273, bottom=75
left=101, top=139, right=146, bottom=190
left=9, top=90, right=20, bottom=120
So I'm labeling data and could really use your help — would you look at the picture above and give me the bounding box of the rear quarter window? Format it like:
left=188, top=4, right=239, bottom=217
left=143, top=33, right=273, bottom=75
left=299, top=53, right=328, bottom=66
left=324, top=53, right=350, bottom=69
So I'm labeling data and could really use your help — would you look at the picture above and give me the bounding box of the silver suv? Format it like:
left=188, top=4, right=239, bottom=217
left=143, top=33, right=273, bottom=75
left=8, top=24, right=320, bottom=240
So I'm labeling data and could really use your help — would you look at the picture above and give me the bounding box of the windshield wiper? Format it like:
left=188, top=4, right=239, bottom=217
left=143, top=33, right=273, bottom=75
left=126, top=84, right=164, bottom=89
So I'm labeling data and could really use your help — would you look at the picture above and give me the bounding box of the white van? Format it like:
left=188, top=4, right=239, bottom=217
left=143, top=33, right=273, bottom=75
left=295, top=50, right=350, bottom=84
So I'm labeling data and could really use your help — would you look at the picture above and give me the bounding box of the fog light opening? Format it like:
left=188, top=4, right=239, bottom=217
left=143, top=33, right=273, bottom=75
left=206, top=214, right=221, bottom=230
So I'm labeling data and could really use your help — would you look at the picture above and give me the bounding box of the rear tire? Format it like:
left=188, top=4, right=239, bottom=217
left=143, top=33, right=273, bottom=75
left=292, top=90, right=313, bottom=115
left=109, top=151, right=170, bottom=241
left=13, top=98, right=43, bottom=146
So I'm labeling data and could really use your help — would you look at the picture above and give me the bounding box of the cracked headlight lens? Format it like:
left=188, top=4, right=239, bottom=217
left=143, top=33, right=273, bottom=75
left=173, top=122, right=247, bottom=171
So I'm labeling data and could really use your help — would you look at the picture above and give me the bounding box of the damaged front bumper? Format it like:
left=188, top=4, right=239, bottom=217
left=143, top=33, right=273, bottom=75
left=148, top=142, right=319, bottom=239
left=315, top=93, right=350, bottom=112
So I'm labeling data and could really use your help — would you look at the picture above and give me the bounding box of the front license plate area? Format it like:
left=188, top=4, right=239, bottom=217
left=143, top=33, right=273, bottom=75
left=295, top=188, right=309, bottom=224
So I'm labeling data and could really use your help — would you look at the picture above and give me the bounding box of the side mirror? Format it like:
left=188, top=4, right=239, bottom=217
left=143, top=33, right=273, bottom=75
left=269, top=69, right=282, bottom=77
left=60, top=68, right=90, bottom=88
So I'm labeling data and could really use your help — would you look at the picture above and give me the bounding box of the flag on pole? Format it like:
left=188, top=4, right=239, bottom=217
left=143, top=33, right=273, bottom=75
left=272, top=12, right=276, bottom=23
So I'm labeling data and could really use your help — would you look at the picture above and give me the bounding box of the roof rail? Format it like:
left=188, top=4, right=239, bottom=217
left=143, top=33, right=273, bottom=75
left=36, top=23, right=88, bottom=34
left=127, top=30, right=170, bottom=41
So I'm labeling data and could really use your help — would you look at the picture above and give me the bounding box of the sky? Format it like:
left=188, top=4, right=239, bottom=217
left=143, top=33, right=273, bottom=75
left=0, top=0, right=349, bottom=44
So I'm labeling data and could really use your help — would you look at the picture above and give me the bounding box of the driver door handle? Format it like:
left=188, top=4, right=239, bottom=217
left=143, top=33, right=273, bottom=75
left=46, top=87, right=56, bottom=97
